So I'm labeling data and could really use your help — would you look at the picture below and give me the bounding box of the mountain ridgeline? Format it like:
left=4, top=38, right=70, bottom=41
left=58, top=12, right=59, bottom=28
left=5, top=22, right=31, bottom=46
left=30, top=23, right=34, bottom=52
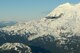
left=0, top=3, right=80, bottom=53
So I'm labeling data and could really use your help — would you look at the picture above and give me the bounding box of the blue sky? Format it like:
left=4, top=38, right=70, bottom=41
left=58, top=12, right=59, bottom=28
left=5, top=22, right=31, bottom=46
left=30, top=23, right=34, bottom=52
left=0, top=0, right=80, bottom=22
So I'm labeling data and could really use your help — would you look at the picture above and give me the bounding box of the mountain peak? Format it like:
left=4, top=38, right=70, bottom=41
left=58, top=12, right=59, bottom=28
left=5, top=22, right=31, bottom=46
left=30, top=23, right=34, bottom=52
left=1, top=3, right=80, bottom=40
left=60, top=3, right=80, bottom=7
left=60, top=3, right=72, bottom=6
left=46, top=3, right=80, bottom=19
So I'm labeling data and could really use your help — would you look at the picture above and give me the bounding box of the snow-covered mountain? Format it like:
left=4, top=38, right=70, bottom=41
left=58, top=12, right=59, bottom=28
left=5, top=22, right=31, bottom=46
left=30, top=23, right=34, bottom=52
left=0, top=43, right=32, bottom=53
left=0, top=3, right=80, bottom=53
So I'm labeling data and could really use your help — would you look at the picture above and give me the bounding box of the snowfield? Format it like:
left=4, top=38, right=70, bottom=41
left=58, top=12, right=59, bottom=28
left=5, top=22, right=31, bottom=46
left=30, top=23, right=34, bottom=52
left=0, top=3, right=80, bottom=53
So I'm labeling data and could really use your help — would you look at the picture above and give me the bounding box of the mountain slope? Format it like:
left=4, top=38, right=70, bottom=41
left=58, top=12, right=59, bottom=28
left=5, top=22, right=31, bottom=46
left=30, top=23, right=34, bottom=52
left=1, top=3, right=80, bottom=41
left=0, top=43, right=32, bottom=53
left=0, top=3, right=80, bottom=53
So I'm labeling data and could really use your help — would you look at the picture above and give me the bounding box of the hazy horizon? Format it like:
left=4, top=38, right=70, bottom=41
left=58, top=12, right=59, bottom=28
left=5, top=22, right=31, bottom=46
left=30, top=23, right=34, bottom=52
left=0, top=0, right=80, bottom=22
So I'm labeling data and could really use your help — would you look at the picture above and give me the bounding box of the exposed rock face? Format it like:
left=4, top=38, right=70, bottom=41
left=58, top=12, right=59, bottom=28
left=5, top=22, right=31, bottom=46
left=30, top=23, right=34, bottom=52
left=0, top=3, right=80, bottom=53
left=0, top=43, right=32, bottom=53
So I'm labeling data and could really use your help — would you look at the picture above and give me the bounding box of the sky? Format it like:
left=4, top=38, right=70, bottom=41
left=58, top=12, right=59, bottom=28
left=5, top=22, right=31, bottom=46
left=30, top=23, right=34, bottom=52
left=0, top=0, right=80, bottom=22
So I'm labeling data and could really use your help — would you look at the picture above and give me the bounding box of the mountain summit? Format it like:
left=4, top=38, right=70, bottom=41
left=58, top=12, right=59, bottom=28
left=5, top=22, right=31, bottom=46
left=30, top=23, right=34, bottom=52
left=0, top=3, right=80, bottom=53
left=1, top=3, right=80, bottom=40
left=47, top=3, right=80, bottom=17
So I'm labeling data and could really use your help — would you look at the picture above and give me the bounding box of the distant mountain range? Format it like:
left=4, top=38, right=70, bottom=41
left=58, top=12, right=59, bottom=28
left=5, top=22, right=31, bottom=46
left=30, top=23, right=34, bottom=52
left=0, top=3, right=80, bottom=53
left=0, top=21, right=17, bottom=28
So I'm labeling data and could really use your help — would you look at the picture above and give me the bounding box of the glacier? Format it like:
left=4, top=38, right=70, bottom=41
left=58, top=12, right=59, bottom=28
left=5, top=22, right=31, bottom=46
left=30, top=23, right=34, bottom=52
left=0, top=3, right=80, bottom=53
